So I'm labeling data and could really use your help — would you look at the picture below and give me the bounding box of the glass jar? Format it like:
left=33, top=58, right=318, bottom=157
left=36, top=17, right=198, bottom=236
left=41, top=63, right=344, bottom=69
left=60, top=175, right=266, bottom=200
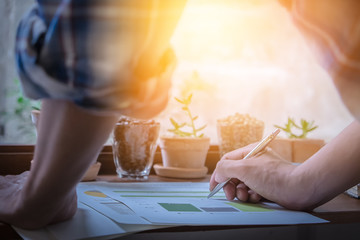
left=112, top=117, right=160, bottom=180
left=217, top=113, right=264, bottom=158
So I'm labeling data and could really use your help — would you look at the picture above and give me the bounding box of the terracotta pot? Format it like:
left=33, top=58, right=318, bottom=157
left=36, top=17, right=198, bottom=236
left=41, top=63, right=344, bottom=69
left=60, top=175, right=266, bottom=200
left=292, top=138, right=325, bottom=163
left=268, top=138, right=292, bottom=161
left=269, top=138, right=325, bottom=163
left=30, top=110, right=101, bottom=181
left=159, top=136, right=210, bottom=169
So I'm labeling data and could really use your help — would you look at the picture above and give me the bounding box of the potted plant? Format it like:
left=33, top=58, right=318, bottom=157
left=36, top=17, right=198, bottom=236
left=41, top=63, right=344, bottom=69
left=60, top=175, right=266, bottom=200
left=269, top=117, right=325, bottom=163
left=0, top=78, right=41, bottom=143
left=155, top=94, right=210, bottom=178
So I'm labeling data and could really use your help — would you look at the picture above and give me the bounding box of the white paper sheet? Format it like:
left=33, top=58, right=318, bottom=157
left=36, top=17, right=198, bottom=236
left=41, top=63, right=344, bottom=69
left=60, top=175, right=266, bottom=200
left=14, top=181, right=328, bottom=240
left=47, top=203, right=126, bottom=240
left=13, top=227, right=56, bottom=240
left=77, top=184, right=150, bottom=225
left=14, top=202, right=126, bottom=240
left=97, top=182, right=328, bottom=225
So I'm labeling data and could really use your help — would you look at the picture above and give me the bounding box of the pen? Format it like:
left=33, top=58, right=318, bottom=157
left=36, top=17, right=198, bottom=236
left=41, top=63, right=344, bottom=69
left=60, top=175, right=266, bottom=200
left=207, top=128, right=280, bottom=199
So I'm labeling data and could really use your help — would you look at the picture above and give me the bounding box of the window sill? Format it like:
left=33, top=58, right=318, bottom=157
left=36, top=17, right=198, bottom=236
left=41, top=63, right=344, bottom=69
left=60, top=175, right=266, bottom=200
left=0, top=145, right=220, bottom=175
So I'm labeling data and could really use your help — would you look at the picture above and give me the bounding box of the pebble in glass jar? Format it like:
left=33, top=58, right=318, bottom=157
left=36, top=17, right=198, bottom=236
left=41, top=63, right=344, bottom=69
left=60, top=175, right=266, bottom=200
left=112, top=117, right=160, bottom=180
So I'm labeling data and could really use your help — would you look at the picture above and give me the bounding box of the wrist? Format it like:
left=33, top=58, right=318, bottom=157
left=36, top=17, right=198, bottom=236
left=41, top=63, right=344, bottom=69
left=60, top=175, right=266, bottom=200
left=13, top=186, right=77, bottom=229
left=282, top=163, right=318, bottom=210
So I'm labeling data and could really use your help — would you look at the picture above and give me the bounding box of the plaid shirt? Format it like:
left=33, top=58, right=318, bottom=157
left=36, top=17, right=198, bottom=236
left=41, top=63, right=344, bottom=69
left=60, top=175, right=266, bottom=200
left=16, top=0, right=186, bottom=115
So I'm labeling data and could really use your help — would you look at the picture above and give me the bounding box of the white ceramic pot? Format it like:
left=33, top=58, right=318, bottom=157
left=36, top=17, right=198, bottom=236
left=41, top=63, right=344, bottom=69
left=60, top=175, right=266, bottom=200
left=159, top=136, right=210, bottom=169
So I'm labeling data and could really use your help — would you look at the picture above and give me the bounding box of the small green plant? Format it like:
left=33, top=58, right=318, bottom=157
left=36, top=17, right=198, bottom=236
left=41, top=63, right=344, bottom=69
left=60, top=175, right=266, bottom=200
left=0, top=79, right=41, bottom=143
left=167, top=94, right=206, bottom=138
left=274, top=117, right=318, bottom=139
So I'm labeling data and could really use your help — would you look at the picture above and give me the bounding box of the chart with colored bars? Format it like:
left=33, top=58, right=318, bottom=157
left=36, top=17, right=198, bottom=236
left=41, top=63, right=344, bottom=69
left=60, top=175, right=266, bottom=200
left=78, top=182, right=328, bottom=226
left=111, top=188, right=271, bottom=212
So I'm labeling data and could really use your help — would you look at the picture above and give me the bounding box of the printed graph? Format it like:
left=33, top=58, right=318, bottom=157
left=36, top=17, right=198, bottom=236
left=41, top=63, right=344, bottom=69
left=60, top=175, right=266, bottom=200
left=113, top=190, right=225, bottom=199
left=159, top=203, right=202, bottom=212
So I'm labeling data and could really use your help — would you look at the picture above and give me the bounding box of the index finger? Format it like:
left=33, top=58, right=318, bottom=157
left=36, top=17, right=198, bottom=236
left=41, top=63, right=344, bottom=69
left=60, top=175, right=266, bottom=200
left=221, top=143, right=259, bottom=161
left=209, top=162, right=241, bottom=191
left=209, top=169, right=218, bottom=191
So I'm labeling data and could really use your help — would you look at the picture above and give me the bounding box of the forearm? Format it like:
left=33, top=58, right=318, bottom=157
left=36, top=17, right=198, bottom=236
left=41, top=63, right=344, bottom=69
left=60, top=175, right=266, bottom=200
left=211, top=121, right=360, bottom=210
left=12, top=99, right=119, bottom=228
left=290, top=120, right=360, bottom=209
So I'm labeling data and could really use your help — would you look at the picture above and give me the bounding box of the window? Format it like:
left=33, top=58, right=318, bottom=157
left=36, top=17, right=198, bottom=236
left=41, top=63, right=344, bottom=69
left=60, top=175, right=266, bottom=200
left=156, top=0, right=353, bottom=143
left=0, top=0, right=353, bottom=145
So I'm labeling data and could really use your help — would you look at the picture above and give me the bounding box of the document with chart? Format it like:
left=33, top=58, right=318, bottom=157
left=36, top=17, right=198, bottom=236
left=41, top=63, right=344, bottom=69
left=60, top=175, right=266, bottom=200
left=78, top=182, right=328, bottom=225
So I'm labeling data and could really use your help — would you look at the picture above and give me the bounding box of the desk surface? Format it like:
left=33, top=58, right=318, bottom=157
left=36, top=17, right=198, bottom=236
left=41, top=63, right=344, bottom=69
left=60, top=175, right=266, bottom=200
left=2, top=175, right=360, bottom=239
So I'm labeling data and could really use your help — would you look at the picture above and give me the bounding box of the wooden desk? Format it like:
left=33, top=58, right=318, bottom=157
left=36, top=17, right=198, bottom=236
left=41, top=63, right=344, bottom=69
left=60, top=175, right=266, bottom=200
left=1, top=146, right=360, bottom=239
left=2, top=175, right=360, bottom=240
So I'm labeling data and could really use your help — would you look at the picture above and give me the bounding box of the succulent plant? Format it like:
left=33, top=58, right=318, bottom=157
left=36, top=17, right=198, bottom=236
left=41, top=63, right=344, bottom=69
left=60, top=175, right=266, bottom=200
left=167, top=94, right=206, bottom=138
left=274, top=117, right=318, bottom=139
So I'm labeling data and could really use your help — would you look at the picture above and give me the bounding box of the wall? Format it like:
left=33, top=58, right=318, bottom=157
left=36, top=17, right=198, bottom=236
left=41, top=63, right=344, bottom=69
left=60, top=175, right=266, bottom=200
left=0, top=0, right=35, bottom=144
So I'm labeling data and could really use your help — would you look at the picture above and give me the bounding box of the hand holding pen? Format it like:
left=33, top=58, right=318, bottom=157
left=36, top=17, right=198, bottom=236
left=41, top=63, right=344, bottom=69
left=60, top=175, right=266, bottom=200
left=208, top=129, right=280, bottom=199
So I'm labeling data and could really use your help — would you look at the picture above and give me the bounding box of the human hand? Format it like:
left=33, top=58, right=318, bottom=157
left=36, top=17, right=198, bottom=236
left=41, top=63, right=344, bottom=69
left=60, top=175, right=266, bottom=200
left=210, top=144, right=296, bottom=205
left=0, top=171, right=29, bottom=188
left=0, top=171, right=77, bottom=229
left=0, top=172, right=29, bottom=225
left=210, top=143, right=262, bottom=202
